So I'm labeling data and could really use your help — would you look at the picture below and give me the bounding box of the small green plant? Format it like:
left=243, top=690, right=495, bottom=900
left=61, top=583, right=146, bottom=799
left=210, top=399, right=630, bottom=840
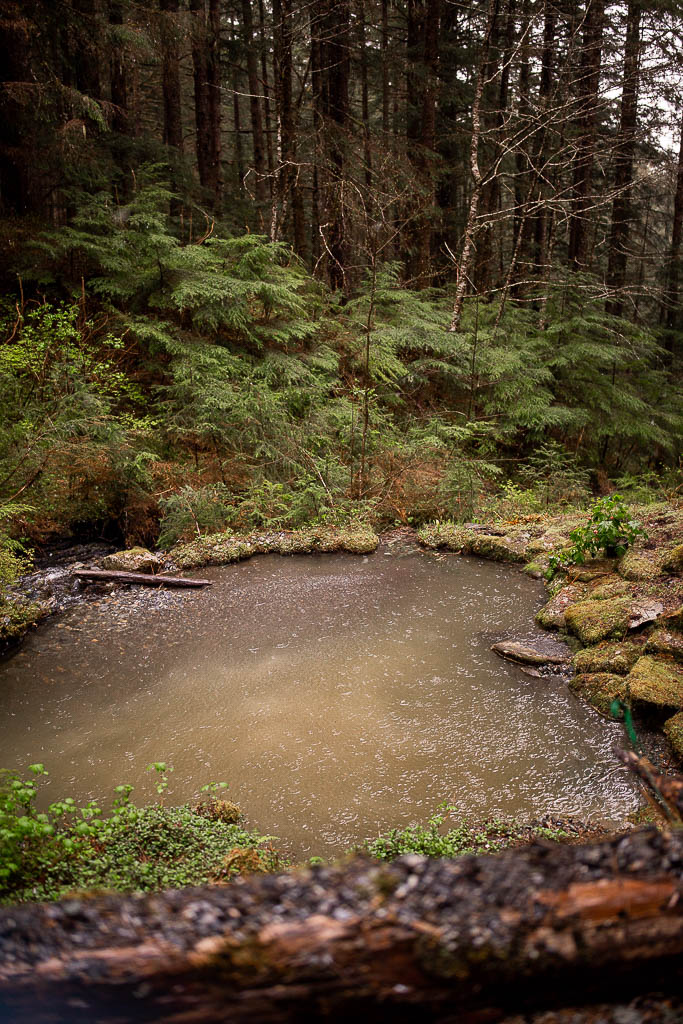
left=0, top=763, right=284, bottom=903
left=545, top=494, right=646, bottom=579
left=361, top=805, right=572, bottom=861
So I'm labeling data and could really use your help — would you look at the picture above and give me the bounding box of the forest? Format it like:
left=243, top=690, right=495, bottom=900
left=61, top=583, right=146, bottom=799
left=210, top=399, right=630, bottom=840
left=0, top=0, right=681, bottom=564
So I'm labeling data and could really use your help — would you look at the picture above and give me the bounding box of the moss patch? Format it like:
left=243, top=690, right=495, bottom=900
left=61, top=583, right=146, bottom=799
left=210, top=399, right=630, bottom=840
left=536, top=584, right=587, bottom=630
left=469, top=533, right=528, bottom=563
left=416, top=522, right=475, bottom=552
left=572, top=640, right=642, bottom=676
left=173, top=525, right=379, bottom=570
left=618, top=546, right=670, bottom=582
left=0, top=597, right=48, bottom=647
left=663, top=712, right=683, bottom=761
left=627, top=655, right=683, bottom=709
left=569, top=673, right=626, bottom=716
left=645, top=629, right=683, bottom=663
left=587, top=575, right=633, bottom=601
left=663, top=544, right=683, bottom=574
left=564, top=598, right=631, bottom=645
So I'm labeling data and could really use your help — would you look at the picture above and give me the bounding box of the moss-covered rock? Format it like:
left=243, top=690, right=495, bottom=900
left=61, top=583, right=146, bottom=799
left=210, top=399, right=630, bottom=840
left=661, top=607, right=683, bottom=633
left=627, top=655, right=683, bottom=709
left=469, top=533, right=528, bottom=563
left=101, top=547, right=161, bottom=573
left=663, top=544, right=683, bottom=575
left=572, top=640, right=642, bottom=676
left=569, top=559, right=618, bottom=583
left=587, top=575, right=633, bottom=601
left=0, top=596, right=48, bottom=647
left=663, top=712, right=683, bottom=761
left=569, top=672, right=626, bottom=716
left=645, top=629, right=683, bottom=664
left=173, top=526, right=379, bottom=570
left=618, top=546, right=669, bottom=582
left=417, top=522, right=475, bottom=552
left=536, top=584, right=587, bottom=630
left=564, top=598, right=632, bottom=645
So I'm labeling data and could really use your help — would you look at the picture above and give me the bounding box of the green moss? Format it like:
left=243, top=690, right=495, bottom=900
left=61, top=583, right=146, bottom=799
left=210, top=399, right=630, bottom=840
left=663, top=544, right=683, bottom=574
left=569, top=672, right=626, bottom=716
left=536, top=584, right=587, bottom=630
left=618, top=547, right=669, bottom=582
left=0, top=597, right=48, bottom=646
left=173, top=526, right=378, bottom=570
left=661, top=607, right=683, bottom=632
left=645, top=629, right=683, bottom=663
left=572, top=640, right=642, bottom=676
left=564, top=598, right=631, bottom=645
left=469, top=533, right=528, bottom=563
left=588, top=575, right=633, bottom=600
left=663, top=712, right=683, bottom=762
left=417, top=522, right=475, bottom=552
left=627, top=655, right=683, bottom=709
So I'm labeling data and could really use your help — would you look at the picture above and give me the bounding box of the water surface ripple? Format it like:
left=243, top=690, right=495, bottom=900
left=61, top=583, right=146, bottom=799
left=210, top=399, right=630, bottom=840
left=0, top=551, right=638, bottom=856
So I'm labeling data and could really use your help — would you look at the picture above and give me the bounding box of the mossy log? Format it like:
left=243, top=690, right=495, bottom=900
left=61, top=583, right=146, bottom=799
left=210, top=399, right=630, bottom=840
left=2, top=830, right=683, bottom=1023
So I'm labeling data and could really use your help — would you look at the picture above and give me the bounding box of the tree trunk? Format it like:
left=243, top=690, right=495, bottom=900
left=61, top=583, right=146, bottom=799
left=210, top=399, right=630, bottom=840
left=160, top=0, right=183, bottom=152
left=449, top=0, right=499, bottom=331
left=664, top=111, right=683, bottom=333
left=606, top=0, right=641, bottom=317
left=2, top=830, right=683, bottom=1022
left=190, top=0, right=221, bottom=207
left=108, top=0, right=129, bottom=134
left=568, top=0, right=605, bottom=270
left=241, top=0, right=267, bottom=204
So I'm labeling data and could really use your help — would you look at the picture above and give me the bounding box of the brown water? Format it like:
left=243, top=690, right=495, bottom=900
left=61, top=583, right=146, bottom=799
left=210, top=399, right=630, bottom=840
left=0, top=550, right=638, bottom=857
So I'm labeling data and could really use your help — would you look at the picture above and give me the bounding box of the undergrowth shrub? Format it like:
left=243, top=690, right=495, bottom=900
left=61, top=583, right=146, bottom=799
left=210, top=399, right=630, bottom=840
left=362, top=805, right=572, bottom=860
left=0, top=764, right=285, bottom=903
left=546, top=494, right=646, bottom=579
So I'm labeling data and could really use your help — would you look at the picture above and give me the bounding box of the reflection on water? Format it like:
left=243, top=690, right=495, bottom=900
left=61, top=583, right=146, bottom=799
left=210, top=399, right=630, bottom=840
left=0, top=550, right=638, bottom=857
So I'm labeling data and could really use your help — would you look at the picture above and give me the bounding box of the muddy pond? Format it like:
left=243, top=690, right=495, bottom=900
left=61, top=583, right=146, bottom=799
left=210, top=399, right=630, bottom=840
left=0, top=548, right=639, bottom=857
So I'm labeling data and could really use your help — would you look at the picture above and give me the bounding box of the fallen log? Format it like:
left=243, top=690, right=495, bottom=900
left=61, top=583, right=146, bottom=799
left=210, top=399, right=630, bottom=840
left=1, top=828, right=682, bottom=1023
left=72, top=569, right=212, bottom=588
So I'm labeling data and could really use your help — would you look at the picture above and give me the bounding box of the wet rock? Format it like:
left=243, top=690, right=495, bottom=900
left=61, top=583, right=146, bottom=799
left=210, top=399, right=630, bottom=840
left=661, top=607, right=683, bottom=632
left=663, top=712, right=683, bottom=761
left=645, top=629, right=683, bottom=664
left=417, top=523, right=475, bottom=552
left=618, top=547, right=670, bottom=582
left=570, top=559, right=618, bottom=583
left=491, top=641, right=569, bottom=667
left=564, top=598, right=663, bottom=646
left=536, top=585, right=586, bottom=630
left=564, top=598, right=632, bottom=645
left=587, top=575, right=633, bottom=600
left=173, top=526, right=379, bottom=570
left=101, top=547, right=161, bottom=574
left=572, top=640, right=642, bottom=676
left=469, top=533, right=528, bottom=563
left=663, top=543, right=683, bottom=574
left=627, top=655, right=683, bottom=710
left=569, top=672, right=626, bottom=717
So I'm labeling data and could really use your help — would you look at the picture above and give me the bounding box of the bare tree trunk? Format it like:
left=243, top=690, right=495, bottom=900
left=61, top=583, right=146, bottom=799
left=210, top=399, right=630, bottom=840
left=606, top=0, right=641, bottom=317
left=160, top=0, right=183, bottom=153
left=449, top=0, right=499, bottom=332
left=2, top=830, right=683, bottom=1023
left=258, top=0, right=275, bottom=181
left=663, top=111, right=683, bottom=336
left=241, top=0, right=267, bottom=204
left=568, top=0, right=605, bottom=270
left=108, top=0, right=129, bottom=134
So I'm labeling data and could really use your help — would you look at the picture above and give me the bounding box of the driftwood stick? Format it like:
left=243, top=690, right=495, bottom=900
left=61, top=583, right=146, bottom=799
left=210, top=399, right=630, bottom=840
left=72, top=569, right=212, bottom=588
left=1, top=829, right=682, bottom=1022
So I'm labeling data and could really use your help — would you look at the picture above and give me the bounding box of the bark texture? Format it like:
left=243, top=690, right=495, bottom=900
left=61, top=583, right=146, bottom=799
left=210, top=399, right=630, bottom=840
left=1, top=829, right=683, bottom=1023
